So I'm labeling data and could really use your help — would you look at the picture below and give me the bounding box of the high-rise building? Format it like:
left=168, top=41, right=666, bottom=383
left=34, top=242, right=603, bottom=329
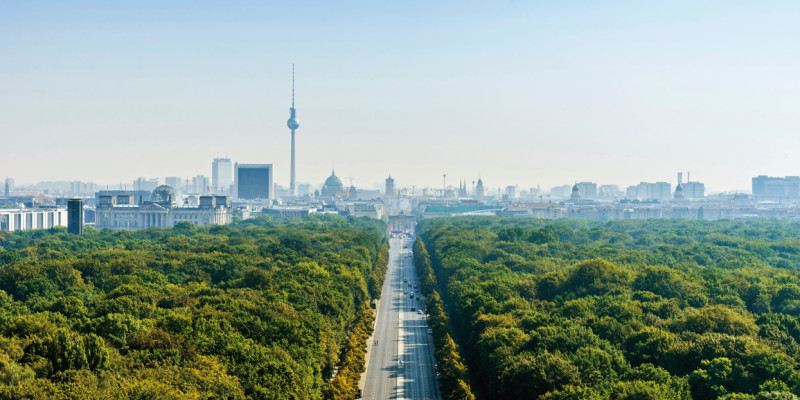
left=385, top=175, right=395, bottom=197
left=67, top=199, right=83, bottom=235
left=192, top=175, right=210, bottom=194
left=287, top=65, right=300, bottom=196
left=165, top=177, right=182, bottom=191
left=298, top=183, right=312, bottom=197
left=550, top=184, right=572, bottom=198
left=576, top=182, right=598, bottom=200
left=599, top=185, right=622, bottom=200
left=212, top=158, right=233, bottom=195
left=134, top=177, right=159, bottom=192
left=683, top=181, right=705, bottom=198
left=505, top=185, right=517, bottom=199
left=752, top=175, right=800, bottom=202
left=235, top=164, right=273, bottom=199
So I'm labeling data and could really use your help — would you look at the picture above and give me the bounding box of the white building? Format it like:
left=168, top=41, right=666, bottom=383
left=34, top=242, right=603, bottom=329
left=576, top=182, right=598, bottom=200
left=212, top=158, right=233, bottom=195
left=629, top=182, right=672, bottom=201
left=134, top=177, right=160, bottom=192
left=504, top=186, right=517, bottom=199
left=95, top=185, right=232, bottom=230
left=0, top=207, right=68, bottom=232
left=683, top=181, right=705, bottom=199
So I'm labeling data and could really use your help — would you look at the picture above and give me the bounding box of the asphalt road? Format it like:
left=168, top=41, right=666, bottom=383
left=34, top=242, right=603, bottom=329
left=362, top=236, right=440, bottom=400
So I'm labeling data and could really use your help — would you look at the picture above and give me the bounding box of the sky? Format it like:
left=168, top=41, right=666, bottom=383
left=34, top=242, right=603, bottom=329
left=1, top=1, right=800, bottom=193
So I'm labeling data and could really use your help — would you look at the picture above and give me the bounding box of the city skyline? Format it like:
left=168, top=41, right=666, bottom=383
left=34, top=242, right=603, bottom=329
left=2, top=1, right=800, bottom=191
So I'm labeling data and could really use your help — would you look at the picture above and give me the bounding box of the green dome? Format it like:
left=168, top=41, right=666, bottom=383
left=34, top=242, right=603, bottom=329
left=324, top=173, right=343, bottom=189
left=321, top=170, right=345, bottom=198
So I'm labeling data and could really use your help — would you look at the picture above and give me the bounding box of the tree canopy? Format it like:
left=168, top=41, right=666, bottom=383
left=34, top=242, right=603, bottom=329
left=0, top=215, right=388, bottom=399
left=417, top=217, right=800, bottom=399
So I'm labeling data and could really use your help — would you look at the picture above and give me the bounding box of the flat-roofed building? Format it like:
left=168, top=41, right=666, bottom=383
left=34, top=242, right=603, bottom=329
left=0, top=207, right=68, bottom=232
left=235, top=164, right=273, bottom=200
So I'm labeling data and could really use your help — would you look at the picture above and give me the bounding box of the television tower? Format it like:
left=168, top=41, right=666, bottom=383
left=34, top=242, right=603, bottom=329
left=287, top=64, right=300, bottom=196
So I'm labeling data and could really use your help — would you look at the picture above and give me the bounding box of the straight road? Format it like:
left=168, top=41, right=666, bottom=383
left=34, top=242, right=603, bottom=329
left=362, top=236, right=440, bottom=400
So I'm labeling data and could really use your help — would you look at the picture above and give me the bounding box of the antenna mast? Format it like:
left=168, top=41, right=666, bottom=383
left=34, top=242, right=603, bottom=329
left=292, top=64, right=295, bottom=108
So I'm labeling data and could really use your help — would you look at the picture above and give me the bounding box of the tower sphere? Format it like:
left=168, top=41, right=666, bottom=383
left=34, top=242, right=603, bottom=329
left=287, top=116, right=299, bottom=130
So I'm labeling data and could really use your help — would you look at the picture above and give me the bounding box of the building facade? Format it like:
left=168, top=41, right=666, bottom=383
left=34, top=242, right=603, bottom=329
left=95, top=186, right=232, bottom=230
left=753, top=175, right=800, bottom=202
left=576, top=182, right=598, bottom=200
left=0, top=207, right=68, bottom=232
left=67, top=199, right=83, bottom=234
left=235, top=164, right=273, bottom=200
left=212, top=158, right=233, bottom=195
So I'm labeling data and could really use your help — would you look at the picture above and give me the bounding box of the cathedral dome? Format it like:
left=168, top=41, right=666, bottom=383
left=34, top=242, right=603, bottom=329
left=321, top=170, right=345, bottom=198
left=151, top=185, right=177, bottom=203
left=324, top=173, right=342, bottom=189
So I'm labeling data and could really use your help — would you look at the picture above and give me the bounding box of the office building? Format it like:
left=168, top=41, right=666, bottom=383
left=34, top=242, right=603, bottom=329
left=212, top=158, right=233, bottom=195
left=134, top=177, right=159, bottom=192
left=165, top=177, right=182, bottom=191
left=576, top=182, right=598, bottom=200
left=752, top=175, right=800, bottom=202
left=599, top=185, right=623, bottom=200
left=67, top=199, right=83, bottom=235
left=3, top=178, right=14, bottom=196
left=683, top=181, right=705, bottom=199
left=235, top=164, right=273, bottom=199
left=298, top=183, right=313, bottom=197
left=1, top=207, right=68, bottom=232
left=69, top=181, right=97, bottom=196
left=505, top=186, right=517, bottom=199
left=627, top=182, right=672, bottom=202
left=550, top=185, right=572, bottom=198
left=192, top=175, right=210, bottom=194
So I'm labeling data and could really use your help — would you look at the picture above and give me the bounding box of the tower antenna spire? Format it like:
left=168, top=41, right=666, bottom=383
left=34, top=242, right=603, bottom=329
left=291, top=64, right=295, bottom=109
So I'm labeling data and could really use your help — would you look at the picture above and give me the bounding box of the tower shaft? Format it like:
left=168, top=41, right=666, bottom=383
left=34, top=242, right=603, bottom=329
left=290, top=130, right=296, bottom=195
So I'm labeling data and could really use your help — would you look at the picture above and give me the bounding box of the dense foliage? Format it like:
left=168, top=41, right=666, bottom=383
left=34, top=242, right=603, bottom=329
left=417, top=217, right=800, bottom=400
left=0, top=215, right=388, bottom=399
left=414, top=238, right=476, bottom=400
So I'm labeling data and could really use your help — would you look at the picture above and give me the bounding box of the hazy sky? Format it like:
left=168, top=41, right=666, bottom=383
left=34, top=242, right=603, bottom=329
left=2, top=1, right=800, bottom=192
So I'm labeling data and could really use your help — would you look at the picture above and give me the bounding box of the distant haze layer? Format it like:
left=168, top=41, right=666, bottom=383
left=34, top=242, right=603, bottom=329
left=1, top=1, right=799, bottom=192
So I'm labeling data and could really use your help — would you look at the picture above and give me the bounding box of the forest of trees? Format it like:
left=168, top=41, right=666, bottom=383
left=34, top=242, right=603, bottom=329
left=417, top=217, right=800, bottom=400
left=0, top=215, right=387, bottom=399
